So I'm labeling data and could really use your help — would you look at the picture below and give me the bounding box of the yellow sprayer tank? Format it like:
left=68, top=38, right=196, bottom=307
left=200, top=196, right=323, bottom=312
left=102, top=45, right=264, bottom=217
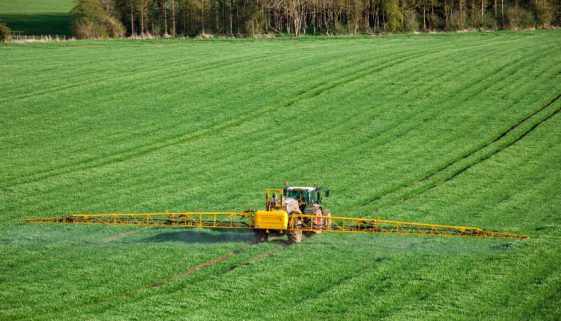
left=254, top=210, right=288, bottom=230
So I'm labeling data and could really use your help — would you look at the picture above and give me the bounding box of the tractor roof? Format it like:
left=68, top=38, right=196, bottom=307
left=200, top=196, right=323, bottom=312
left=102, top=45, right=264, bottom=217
left=286, top=186, right=318, bottom=192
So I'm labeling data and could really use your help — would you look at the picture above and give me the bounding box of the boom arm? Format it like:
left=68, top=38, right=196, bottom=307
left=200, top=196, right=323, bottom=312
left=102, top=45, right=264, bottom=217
left=25, top=211, right=528, bottom=240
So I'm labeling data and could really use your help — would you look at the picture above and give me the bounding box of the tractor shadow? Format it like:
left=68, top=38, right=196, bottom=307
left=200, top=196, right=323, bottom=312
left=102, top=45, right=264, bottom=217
left=144, top=230, right=256, bottom=244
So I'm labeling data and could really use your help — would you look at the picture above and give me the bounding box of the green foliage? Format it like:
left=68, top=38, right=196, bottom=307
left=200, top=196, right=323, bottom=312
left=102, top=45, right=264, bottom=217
left=402, top=8, right=418, bottom=31
left=506, top=5, right=535, bottom=28
left=449, top=10, right=467, bottom=30
left=71, top=0, right=125, bottom=38
left=0, top=31, right=561, bottom=320
left=534, top=0, right=555, bottom=27
left=0, top=19, right=9, bottom=41
left=71, top=0, right=106, bottom=20
left=384, top=0, right=404, bottom=31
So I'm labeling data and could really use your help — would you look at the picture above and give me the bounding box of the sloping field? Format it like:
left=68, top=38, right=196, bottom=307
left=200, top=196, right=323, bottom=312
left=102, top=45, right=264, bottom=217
left=0, top=0, right=73, bottom=36
left=1, top=31, right=561, bottom=320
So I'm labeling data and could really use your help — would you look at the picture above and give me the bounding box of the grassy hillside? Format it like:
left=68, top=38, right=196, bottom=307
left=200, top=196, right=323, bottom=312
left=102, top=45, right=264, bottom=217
left=1, top=31, right=560, bottom=320
left=0, top=0, right=73, bottom=36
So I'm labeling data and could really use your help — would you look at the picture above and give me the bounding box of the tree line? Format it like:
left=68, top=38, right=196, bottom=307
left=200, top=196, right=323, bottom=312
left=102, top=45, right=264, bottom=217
left=73, top=0, right=560, bottom=38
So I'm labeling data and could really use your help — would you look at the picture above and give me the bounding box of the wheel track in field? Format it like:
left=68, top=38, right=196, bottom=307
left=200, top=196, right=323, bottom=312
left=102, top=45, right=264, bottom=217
left=1, top=42, right=456, bottom=215
left=76, top=50, right=561, bottom=318
left=3, top=40, right=340, bottom=107
left=435, top=94, right=561, bottom=184
left=134, top=248, right=246, bottom=291
left=0, top=56, right=217, bottom=104
left=1, top=48, right=380, bottom=184
left=0, top=44, right=364, bottom=166
left=175, top=42, right=525, bottom=188
left=323, top=42, right=556, bottom=216
left=0, top=37, right=410, bottom=108
left=21, top=112, right=554, bottom=320
left=0, top=49, right=279, bottom=106
left=77, top=39, right=535, bottom=211
left=30, top=92, right=557, bottom=320
left=348, top=42, right=561, bottom=213
left=280, top=251, right=425, bottom=320
left=5, top=36, right=542, bottom=318
left=28, top=244, right=284, bottom=320
left=0, top=34, right=528, bottom=108
left=75, top=43, right=470, bottom=208
left=8, top=35, right=520, bottom=191
left=155, top=245, right=286, bottom=290
left=2, top=35, right=515, bottom=188
left=0, top=41, right=303, bottom=105
left=357, top=91, right=561, bottom=213
left=2, top=50, right=428, bottom=189
left=5, top=38, right=540, bottom=316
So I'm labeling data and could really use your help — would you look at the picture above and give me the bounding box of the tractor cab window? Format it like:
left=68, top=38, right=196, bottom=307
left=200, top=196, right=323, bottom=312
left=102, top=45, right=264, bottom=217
left=287, top=189, right=299, bottom=200
left=314, top=190, right=321, bottom=204
left=287, top=189, right=311, bottom=204
left=287, top=189, right=320, bottom=205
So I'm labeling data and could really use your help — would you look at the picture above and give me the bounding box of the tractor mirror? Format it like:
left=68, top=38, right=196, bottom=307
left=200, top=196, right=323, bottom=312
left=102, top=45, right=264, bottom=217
left=325, top=189, right=330, bottom=197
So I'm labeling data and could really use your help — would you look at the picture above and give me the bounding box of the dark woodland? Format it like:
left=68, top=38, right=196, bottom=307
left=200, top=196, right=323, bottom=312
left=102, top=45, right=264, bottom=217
left=72, top=0, right=561, bottom=38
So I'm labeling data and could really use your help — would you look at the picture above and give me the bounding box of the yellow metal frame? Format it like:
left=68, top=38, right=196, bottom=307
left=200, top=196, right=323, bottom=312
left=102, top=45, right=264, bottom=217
left=25, top=211, right=528, bottom=240
left=23, top=188, right=528, bottom=241
left=25, top=212, right=254, bottom=230
left=288, top=214, right=528, bottom=239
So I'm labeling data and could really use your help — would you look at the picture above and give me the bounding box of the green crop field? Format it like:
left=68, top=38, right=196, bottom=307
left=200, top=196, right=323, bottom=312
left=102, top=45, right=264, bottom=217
left=0, top=0, right=74, bottom=36
left=1, top=31, right=561, bottom=320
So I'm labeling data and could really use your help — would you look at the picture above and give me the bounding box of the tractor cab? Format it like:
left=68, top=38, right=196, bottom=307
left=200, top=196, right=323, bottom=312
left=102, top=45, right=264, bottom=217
left=264, top=185, right=330, bottom=213
left=284, top=185, right=329, bottom=213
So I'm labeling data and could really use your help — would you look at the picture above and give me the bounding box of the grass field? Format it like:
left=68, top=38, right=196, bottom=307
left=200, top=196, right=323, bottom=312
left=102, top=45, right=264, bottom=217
left=0, top=0, right=74, bottom=36
left=1, top=31, right=561, bottom=320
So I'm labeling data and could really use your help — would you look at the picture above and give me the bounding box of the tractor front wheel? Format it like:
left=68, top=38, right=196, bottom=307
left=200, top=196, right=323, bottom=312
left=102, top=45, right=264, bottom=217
left=288, top=230, right=302, bottom=244
left=254, top=230, right=268, bottom=243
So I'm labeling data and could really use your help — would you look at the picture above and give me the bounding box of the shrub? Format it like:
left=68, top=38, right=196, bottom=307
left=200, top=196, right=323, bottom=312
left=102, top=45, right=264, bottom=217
left=0, top=20, right=10, bottom=42
left=449, top=11, right=468, bottom=30
left=105, top=16, right=125, bottom=37
left=402, top=8, right=419, bottom=32
left=71, top=0, right=125, bottom=39
left=506, top=6, right=535, bottom=28
left=384, top=0, right=404, bottom=31
left=534, top=0, right=555, bottom=28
